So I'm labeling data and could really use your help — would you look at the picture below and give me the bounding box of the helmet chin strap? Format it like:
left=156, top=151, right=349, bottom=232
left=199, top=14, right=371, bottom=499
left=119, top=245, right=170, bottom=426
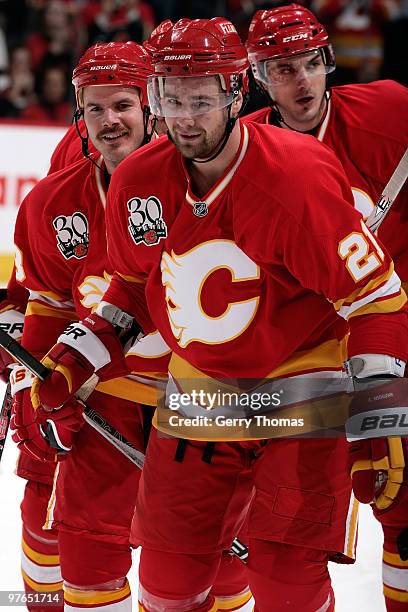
left=74, top=108, right=103, bottom=171
left=270, top=89, right=331, bottom=134
left=141, top=106, right=154, bottom=146
left=74, top=105, right=153, bottom=171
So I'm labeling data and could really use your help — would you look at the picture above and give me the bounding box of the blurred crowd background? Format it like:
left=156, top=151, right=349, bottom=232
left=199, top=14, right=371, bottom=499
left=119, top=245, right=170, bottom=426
left=0, top=0, right=407, bottom=124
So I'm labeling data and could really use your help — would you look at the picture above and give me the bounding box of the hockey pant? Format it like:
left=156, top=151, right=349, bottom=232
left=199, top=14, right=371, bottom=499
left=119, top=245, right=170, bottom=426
left=138, top=542, right=335, bottom=612
left=134, top=432, right=356, bottom=611
left=21, top=479, right=132, bottom=612
left=377, top=515, right=408, bottom=610
left=20, top=480, right=63, bottom=611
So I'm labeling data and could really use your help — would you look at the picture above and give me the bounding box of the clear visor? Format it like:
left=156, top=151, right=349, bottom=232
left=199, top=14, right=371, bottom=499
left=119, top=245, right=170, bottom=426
left=147, top=74, right=235, bottom=118
left=250, top=49, right=335, bottom=87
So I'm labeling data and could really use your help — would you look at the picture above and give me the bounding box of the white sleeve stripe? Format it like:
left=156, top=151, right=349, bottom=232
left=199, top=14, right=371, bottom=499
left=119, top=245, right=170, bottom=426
left=28, top=291, right=75, bottom=310
left=58, top=323, right=111, bottom=371
left=382, top=562, right=408, bottom=591
left=21, top=552, right=62, bottom=583
left=337, top=271, right=401, bottom=320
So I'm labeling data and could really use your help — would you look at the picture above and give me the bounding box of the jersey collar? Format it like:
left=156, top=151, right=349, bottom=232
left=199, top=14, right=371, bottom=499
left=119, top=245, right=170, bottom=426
left=94, top=155, right=107, bottom=208
left=183, top=122, right=250, bottom=214
left=316, top=95, right=332, bottom=142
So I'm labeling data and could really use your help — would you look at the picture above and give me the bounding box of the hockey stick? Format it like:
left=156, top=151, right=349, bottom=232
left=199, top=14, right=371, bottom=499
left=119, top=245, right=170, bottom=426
left=0, top=327, right=145, bottom=468
left=0, top=328, right=250, bottom=562
left=0, top=382, right=12, bottom=462
left=366, top=147, right=408, bottom=233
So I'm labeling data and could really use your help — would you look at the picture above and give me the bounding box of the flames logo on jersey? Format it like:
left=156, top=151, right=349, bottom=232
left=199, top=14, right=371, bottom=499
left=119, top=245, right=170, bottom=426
left=53, top=212, right=89, bottom=260
left=161, top=241, right=260, bottom=348
left=127, top=196, right=167, bottom=246
left=78, top=272, right=112, bottom=309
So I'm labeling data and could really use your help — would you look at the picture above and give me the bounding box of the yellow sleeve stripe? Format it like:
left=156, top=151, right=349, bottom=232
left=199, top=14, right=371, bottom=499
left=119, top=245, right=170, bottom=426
left=383, top=550, right=408, bottom=567
left=138, top=602, right=217, bottom=612
left=348, top=291, right=407, bottom=319
left=26, top=302, right=78, bottom=321
left=336, top=271, right=404, bottom=319
left=169, top=337, right=348, bottom=393
left=64, top=579, right=130, bottom=605
left=384, top=585, right=408, bottom=603
left=117, top=272, right=145, bottom=284
left=0, top=304, right=15, bottom=314
left=96, top=376, right=160, bottom=406
left=333, top=263, right=394, bottom=311
left=21, top=570, right=62, bottom=592
left=345, top=495, right=359, bottom=559
left=216, top=588, right=252, bottom=609
left=21, top=539, right=60, bottom=565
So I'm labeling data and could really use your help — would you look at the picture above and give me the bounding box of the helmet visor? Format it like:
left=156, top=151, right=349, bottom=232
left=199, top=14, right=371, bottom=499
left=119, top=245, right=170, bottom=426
left=147, top=74, right=235, bottom=117
left=250, top=48, right=335, bottom=87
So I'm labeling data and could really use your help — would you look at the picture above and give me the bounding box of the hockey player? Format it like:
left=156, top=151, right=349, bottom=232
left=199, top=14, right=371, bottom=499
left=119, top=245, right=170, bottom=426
left=26, top=17, right=408, bottom=612
left=10, top=41, right=168, bottom=612
left=48, top=19, right=174, bottom=174
left=245, top=6, right=408, bottom=609
left=10, top=37, right=252, bottom=612
left=1, top=279, right=63, bottom=609
left=0, top=274, right=60, bottom=610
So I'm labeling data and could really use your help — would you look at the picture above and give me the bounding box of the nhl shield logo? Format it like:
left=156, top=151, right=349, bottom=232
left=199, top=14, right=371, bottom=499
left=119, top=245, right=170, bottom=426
left=193, top=201, right=208, bottom=217
left=127, top=196, right=167, bottom=246
left=53, top=212, right=89, bottom=260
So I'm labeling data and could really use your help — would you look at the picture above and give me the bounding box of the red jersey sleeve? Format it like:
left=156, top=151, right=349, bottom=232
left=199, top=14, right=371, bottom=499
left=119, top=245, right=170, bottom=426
left=14, top=190, right=78, bottom=358
left=234, top=134, right=408, bottom=361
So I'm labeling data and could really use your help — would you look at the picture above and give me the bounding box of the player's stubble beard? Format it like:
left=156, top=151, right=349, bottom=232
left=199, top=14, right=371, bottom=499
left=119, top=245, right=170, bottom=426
left=168, top=110, right=228, bottom=160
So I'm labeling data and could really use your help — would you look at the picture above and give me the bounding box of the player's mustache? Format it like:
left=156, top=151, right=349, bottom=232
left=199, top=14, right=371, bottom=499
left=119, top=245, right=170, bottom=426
left=98, top=128, right=127, bottom=138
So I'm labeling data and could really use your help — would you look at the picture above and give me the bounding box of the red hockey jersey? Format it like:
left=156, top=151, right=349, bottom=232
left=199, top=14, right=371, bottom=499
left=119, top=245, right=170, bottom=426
left=14, top=157, right=170, bottom=406
left=48, top=120, right=95, bottom=175
left=103, top=121, right=407, bottom=404
left=245, top=80, right=408, bottom=290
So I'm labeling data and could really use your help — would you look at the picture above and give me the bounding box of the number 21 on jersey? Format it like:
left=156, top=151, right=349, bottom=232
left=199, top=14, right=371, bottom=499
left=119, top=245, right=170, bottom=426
left=338, top=219, right=384, bottom=283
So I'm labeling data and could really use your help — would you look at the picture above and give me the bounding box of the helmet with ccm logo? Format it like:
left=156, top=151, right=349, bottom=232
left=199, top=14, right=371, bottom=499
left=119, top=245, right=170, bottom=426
left=72, top=41, right=152, bottom=110
left=147, top=17, right=249, bottom=118
left=246, top=4, right=335, bottom=85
